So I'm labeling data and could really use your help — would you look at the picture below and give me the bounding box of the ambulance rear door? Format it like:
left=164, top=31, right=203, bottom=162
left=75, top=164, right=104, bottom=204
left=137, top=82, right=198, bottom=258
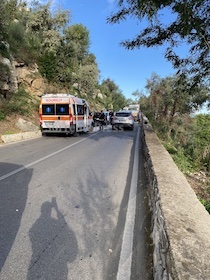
left=41, top=95, right=70, bottom=132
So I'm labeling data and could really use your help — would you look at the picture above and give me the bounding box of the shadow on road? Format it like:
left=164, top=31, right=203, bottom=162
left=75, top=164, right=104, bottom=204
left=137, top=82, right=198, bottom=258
left=0, top=163, right=32, bottom=271
left=27, top=197, right=78, bottom=280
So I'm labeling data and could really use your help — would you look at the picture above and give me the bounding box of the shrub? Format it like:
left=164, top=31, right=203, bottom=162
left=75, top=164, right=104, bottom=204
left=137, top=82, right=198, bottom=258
left=0, top=88, right=38, bottom=119
left=163, top=142, right=177, bottom=154
left=0, top=110, right=6, bottom=121
left=200, top=199, right=210, bottom=214
left=171, top=149, right=194, bottom=173
left=38, top=52, right=57, bottom=82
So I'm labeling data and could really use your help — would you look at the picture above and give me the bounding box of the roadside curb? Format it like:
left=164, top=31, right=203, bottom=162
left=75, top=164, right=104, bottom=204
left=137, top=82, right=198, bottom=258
left=1, top=131, right=41, bottom=144
left=0, top=125, right=103, bottom=144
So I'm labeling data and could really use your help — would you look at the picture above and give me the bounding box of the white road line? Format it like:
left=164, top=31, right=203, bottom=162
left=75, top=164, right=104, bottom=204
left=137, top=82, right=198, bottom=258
left=117, top=126, right=139, bottom=280
left=0, top=134, right=96, bottom=182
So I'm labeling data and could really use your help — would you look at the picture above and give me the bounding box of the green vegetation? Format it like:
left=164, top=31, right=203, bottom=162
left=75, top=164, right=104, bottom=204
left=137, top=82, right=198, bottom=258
left=0, top=0, right=128, bottom=115
left=200, top=199, right=210, bottom=214
left=108, top=0, right=210, bottom=87
left=135, top=73, right=210, bottom=212
left=108, top=0, right=210, bottom=209
left=138, top=73, right=210, bottom=173
left=0, top=87, right=39, bottom=120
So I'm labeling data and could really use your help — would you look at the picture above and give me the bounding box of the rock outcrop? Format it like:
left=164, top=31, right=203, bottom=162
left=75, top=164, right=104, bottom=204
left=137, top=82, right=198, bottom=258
left=0, top=45, right=67, bottom=98
left=15, top=118, right=39, bottom=132
left=0, top=44, right=110, bottom=109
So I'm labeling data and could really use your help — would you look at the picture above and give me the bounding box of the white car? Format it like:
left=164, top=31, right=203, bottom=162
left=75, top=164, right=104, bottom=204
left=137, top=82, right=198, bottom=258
left=112, top=110, right=134, bottom=130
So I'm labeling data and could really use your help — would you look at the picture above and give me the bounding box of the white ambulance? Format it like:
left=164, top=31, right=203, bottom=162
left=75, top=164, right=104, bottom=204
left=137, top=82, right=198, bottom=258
left=39, top=93, right=93, bottom=136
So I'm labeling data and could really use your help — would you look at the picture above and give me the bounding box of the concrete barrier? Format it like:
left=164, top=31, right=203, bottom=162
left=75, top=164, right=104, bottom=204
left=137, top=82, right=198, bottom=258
left=143, top=125, right=210, bottom=280
left=1, top=131, right=41, bottom=143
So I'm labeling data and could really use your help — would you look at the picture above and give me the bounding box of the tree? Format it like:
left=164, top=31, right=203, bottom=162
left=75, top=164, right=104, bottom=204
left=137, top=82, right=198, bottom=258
left=107, top=0, right=210, bottom=89
left=145, top=72, right=209, bottom=125
left=131, top=89, right=144, bottom=103
left=193, top=114, right=210, bottom=171
left=63, top=24, right=90, bottom=65
left=97, top=78, right=127, bottom=110
left=0, top=0, right=15, bottom=41
left=26, top=2, right=69, bottom=54
left=38, top=51, right=57, bottom=82
left=57, top=24, right=91, bottom=79
left=99, top=78, right=119, bottom=109
left=0, top=1, right=27, bottom=56
left=54, top=24, right=98, bottom=89
left=77, top=64, right=99, bottom=97
left=112, top=91, right=127, bottom=111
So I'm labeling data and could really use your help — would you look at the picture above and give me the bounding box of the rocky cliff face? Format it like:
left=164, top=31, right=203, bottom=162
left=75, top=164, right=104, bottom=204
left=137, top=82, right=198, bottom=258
left=15, top=62, right=44, bottom=96
left=0, top=55, right=46, bottom=97
left=0, top=55, right=18, bottom=96
left=1, top=58, right=69, bottom=97
left=0, top=46, right=107, bottom=112
left=0, top=45, right=70, bottom=98
left=0, top=56, right=104, bottom=101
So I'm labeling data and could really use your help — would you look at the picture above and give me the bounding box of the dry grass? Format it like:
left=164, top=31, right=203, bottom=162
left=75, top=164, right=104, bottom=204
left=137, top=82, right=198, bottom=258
left=186, top=175, right=210, bottom=201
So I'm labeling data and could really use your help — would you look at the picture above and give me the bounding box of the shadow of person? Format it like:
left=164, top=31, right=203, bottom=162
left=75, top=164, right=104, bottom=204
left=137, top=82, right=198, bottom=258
left=0, top=164, right=32, bottom=271
left=27, top=198, right=78, bottom=280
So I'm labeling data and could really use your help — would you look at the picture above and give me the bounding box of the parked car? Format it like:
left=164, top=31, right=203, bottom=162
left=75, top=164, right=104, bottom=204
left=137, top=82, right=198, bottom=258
left=112, top=110, right=134, bottom=130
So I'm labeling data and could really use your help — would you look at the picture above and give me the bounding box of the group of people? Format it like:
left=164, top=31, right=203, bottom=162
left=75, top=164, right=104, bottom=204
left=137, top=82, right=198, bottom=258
left=94, top=110, right=114, bottom=130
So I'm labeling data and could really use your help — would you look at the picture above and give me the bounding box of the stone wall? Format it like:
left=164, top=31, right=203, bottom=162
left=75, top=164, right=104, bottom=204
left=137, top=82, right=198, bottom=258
left=143, top=125, right=210, bottom=280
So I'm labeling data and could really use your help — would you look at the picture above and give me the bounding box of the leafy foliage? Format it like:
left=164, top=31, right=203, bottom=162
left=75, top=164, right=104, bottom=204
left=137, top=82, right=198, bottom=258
left=38, top=52, right=57, bottom=82
left=200, top=199, right=210, bottom=214
left=140, top=72, right=210, bottom=212
left=0, top=1, right=131, bottom=112
left=107, top=0, right=210, bottom=89
left=98, top=78, right=127, bottom=111
left=139, top=73, right=210, bottom=173
left=77, top=64, right=99, bottom=97
left=144, top=72, right=209, bottom=124
left=26, top=2, right=68, bottom=55
left=193, top=114, right=210, bottom=171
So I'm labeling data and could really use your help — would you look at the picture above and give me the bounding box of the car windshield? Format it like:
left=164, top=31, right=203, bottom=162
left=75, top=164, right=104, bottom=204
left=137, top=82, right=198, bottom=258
left=116, top=112, right=131, bottom=117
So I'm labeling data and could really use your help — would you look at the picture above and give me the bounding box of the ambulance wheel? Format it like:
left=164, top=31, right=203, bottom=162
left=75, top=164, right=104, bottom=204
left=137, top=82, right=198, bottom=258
left=73, top=131, right=79, bottom=137
left=89, top=125, right=94, bottom=132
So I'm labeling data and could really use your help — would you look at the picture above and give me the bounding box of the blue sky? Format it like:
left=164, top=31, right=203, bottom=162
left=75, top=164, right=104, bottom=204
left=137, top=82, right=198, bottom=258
left=27, top=0, right=178, bottom=100
left=63, top=0, right=176, bottom=99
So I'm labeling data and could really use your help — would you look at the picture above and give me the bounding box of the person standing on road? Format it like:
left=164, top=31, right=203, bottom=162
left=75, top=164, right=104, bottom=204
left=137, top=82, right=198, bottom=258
left=99, top=110, right=106, bottom=131
left=109, top=111, right=114, bottom=125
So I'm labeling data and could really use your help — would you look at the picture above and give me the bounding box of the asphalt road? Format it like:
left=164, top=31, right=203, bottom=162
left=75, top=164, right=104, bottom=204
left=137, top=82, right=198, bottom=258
left=0, top=124, right=152, bottom=280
